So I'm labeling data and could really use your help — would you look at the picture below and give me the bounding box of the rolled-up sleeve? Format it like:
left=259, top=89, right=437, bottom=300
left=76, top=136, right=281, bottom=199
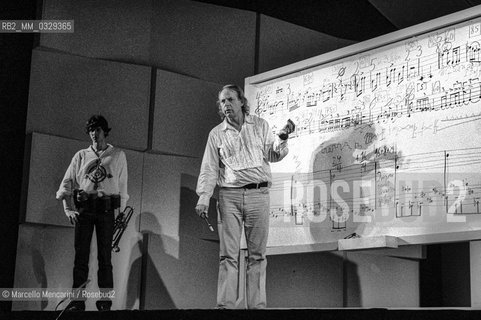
left=56, top=153, right=79, bottom=200
left=262, top=119, right=289, bottom=163
left=196, top=131, right=219, bottom=207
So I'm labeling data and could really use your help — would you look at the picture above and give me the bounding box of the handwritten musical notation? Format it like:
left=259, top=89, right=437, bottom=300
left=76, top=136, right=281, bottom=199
left=254, top=18, right=481, bottom=240
left=269, top=147, right=481, bottom=231
left=255, top=75, right=481, bottom=139
left=253, top=22, right=481, bottom=141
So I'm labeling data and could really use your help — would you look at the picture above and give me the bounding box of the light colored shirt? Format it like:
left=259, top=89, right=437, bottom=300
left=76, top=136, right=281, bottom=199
left=56, top=144, right=129, bottom=210
left=196, top=114, right=288, bottom=207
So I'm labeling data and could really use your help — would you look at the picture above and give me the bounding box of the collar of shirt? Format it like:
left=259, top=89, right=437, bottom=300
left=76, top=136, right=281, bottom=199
left=89, top=144, right=113, bottom=156
left=221, top=114, right=254, bottom=131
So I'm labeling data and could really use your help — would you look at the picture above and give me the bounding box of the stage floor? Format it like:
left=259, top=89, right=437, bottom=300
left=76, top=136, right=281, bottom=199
left=3, top=308, right=481, bottom=320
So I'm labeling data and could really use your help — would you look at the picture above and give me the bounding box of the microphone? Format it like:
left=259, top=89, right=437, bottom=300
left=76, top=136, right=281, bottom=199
left=201, top=212, right=215, bottom=232
left=278, top=119, right=296, bottom=140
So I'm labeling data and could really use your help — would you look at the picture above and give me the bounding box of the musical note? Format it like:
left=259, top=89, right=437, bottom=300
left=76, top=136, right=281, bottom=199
left=467, top=41, right=481, bottom=62
left=386, top=64, right=396, bottom=87
left=370, top=70, right=381, bottom=92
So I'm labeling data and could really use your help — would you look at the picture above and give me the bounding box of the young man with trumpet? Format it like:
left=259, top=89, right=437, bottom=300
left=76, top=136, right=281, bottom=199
left=56, top=115, right=128, bottom=311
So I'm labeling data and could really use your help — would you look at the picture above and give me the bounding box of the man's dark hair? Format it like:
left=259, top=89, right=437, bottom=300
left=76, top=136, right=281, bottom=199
left=85, top=115, right=111, bottom=137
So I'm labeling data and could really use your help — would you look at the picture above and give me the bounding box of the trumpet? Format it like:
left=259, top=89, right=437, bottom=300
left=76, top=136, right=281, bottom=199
left=112, top=206, right=134, bottom=252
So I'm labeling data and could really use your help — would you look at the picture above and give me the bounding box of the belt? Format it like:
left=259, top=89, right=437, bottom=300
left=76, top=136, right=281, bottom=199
left=226, top=182, right=268, bottom=190
left=74, top=189, right=120, bottom=212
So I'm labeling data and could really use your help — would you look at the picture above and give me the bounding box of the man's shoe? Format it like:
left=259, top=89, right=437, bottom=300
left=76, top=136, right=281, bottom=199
left=64, top=301, right=85, bottom=312
left=96, top=300, right=112, bottom=311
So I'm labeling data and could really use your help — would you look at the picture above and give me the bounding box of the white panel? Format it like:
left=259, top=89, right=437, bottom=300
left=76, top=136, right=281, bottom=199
left=152, top=70, right=221, bottom=157
left=24, top=133, right=87, bottom=227
left=40, top=0, right=256, bottom=85
left=26, top=49, right=151, bottom=151
left=39, top=0, right=152, bottom=64
left=150, top=0, right=256, bottom=85
left=142, top=233, right=218, bottom=309
left=266, top=252, right=344, bottom=308
left=131, top=152, right=218, bottom=309
left=345, top=251, right=419, bottom=307
left=140, top=153, right=218, bottom=257
left=246, top=7, right=481, bottom=251
left=13, top=223, right=142, bottom=311
left=13, top=224, right=74, bottom=311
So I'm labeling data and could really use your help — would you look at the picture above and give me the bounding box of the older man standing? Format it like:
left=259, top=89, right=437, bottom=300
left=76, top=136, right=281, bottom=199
left=195, top=84, right=293, bottom=309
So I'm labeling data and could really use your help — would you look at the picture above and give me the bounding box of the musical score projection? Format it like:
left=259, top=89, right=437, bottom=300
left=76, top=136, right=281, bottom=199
left=245, top=10, right=481, bottom=250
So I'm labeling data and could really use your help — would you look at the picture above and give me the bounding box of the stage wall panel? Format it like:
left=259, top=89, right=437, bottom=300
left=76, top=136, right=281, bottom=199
left=152, top=70, right=220, bottom=157
left=26, top=49, right=151, bottom=151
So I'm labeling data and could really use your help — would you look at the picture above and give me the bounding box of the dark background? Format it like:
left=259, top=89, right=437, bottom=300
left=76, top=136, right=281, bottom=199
left=1, top=0, right=479, bottom=311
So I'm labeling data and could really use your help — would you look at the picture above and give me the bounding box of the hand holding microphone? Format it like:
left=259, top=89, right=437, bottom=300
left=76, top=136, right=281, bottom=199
left=278, top=119, right=296, bottom=140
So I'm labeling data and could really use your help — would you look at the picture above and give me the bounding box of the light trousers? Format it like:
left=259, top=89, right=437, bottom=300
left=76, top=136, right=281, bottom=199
left=217, top=186, right=270, bottom=309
